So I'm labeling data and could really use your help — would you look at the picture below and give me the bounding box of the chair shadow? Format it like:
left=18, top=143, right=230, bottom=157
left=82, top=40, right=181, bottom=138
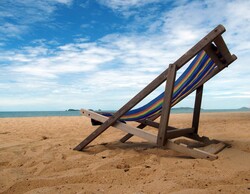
left=82, top=140, right=194, bottom=159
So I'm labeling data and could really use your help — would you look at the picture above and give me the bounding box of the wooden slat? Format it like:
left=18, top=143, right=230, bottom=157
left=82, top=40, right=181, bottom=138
left=74, top=25, right=226, bottom=151
left=173, top=25, right=225, bottom=70
left=201, top=142, right=227, bottom=154
left=120, top=113, right=161, bottom=143
left=137, top=118, right=177, bottom=131
left=79, top=109, right=157, bottom=143
left=165, top=140, right=218, bottom=160
left=204, top=44, right=225, bottom=70
left=192, top=85, right=203, bottom=134
left=214, top=35, right=235, bottom=64
left=167, top=128, right=195, bottom=139
left=119, top=124, right=145, bottom=143
left=137, top=119, right=160, bottom=128
left=158, top=64, right=177, bottom=146
left=185, top=134, right=217, bottom=144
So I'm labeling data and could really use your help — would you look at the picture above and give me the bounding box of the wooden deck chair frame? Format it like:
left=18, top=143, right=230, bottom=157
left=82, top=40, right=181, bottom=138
left=74, top=25, right=237, bottom=160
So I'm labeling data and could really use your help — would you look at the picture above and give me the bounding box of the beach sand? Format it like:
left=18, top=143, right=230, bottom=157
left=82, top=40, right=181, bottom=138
left=0, top=112, right=250, bottom=194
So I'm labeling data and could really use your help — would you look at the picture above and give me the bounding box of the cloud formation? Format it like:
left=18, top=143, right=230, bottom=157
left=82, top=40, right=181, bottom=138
left=98, top=0, right=161, bottom=10
left=0, top=0, right=73, bottom=39
left=0, top=0, right=249, bottom=110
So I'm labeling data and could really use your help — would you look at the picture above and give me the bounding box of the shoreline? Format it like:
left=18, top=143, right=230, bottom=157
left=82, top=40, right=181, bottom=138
left=0, top=109, right=249, bottom=119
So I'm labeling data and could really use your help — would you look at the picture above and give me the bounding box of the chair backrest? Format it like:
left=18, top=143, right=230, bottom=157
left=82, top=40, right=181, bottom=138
left=98, top=25, right=236, bottom=123
left=120, top=50, right=216, bottom=121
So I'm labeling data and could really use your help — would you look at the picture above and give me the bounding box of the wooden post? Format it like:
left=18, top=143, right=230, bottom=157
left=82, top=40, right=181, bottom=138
left=157, top=64, right=177, bottom=146
left=192, top=85, right=203, bottom=134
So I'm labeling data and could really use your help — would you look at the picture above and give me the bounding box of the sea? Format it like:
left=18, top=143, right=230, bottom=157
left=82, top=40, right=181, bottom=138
left=0, top=108, right=249, bottom=118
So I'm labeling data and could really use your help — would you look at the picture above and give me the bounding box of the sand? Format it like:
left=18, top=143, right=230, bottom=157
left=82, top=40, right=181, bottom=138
left=0, top=112, right=250, bottom=194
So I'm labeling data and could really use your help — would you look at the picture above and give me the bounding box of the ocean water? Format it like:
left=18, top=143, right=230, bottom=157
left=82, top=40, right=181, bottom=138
left=0, top=111, right=81, bottom=118
left=0, top=108, right=249, bottom=118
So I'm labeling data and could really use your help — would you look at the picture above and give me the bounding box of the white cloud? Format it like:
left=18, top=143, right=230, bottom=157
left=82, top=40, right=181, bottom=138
left=54, top=0, right=73, bottom=5
left=97, top=0, right=163, bottom=19
left=4, top=45, right=116, bottom=79
left=98, top=0, right=161, bottom=10
left=0, top=0, right=73, bottom=39
left=0, top=23, right=28, bottom=38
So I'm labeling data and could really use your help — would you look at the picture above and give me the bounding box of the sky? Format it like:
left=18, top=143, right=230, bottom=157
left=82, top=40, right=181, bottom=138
left=0, top=0, right=250, bottom=111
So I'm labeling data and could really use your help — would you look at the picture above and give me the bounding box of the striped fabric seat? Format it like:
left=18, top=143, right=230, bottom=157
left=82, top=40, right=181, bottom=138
left=119, top=50, right=216, bottom=121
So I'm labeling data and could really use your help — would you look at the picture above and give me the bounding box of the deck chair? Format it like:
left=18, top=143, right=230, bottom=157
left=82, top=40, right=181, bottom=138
left=74, top=25, right=237, bottom=160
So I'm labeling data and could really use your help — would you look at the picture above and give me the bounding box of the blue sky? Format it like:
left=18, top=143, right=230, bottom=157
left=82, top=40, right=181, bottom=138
left=0, top=0, right=249, bottom=111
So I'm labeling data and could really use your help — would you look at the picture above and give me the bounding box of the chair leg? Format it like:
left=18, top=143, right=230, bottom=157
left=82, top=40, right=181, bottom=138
left=157, top=64, right=177, bottom=146
left=192, top=85, right=203, bottom=134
